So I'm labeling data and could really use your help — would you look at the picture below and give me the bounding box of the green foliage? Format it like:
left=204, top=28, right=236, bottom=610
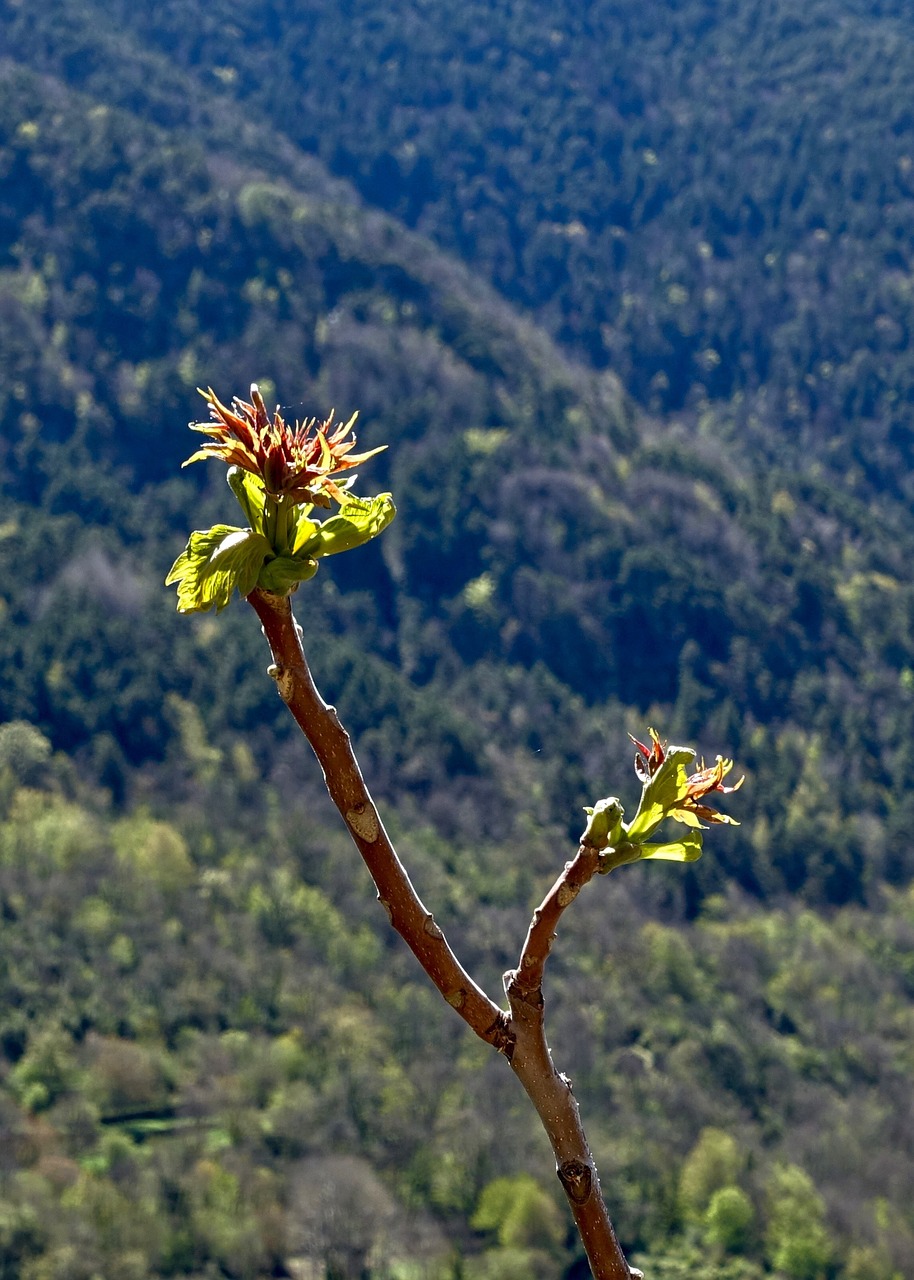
left=1, top=30, right=913, bottom=906
left=471, top=1175, right=563, bottom=1251
left=0, top=745, right=913, bottom=1270
left=765, top=1164, right=834, bottom=1280
left=112, top=814, right=194, bottom=893
left=704, top=1186, right=755, bottom=1255
left=15, top=0, right=914, bottom=483
left=165, top=524, right=272, bottom=613
left=300, top=492, right=397, bottom=560
left=635, top=833, right=704, bottom=865
left=0, top=722, right=51, bottom=783
left=464, top=1245, right=559, bottom=1280
left=632, top=1241, right=763, bottom=1279
left=0, top=1195, right=47, bottom=1277
left=168, top=457, right=395, bottom=611
left=678, top=1128, right=744, bottom=1222
left=9, top=1025, right=81, bottom=1114
left=187, top=1159, right=273, bottom=1279
left=0, top=791, right=101, bottom=873
left=844, top=1245, right=903, bottom=1280
left=6, top=0, right=914, bottom=1273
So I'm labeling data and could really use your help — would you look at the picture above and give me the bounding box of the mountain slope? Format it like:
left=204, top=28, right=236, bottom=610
left=4, top=47, right=914, bottom=906
left=5, top=7, right=914, bottom=1276
left=7, top=0, right=914, bottom=494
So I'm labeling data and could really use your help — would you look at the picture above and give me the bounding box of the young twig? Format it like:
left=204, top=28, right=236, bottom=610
left=506, top=840, right=639, bottom=1278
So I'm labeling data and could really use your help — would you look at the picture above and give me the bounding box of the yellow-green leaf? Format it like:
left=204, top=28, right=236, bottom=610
left=227, top=466, right=267, bottom=531
left=625, top=745, right=696, bottom=840
left=257, top=555, right=319, bottom=593
left=637, top=832, right=704, bottom=862
left=165, top=525, right=271, bottom=613
left=298, top=493, right=396, bottom=559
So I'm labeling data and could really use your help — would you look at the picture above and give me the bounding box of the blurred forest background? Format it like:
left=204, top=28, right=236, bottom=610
left=3, top=0, right=914, bottom=1275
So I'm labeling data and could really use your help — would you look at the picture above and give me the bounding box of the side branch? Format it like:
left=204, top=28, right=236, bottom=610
left=247, top=587, right=511, bottom=1054
left=248, top=586, right=638, bottom=1279
left=503, top=845, right=640, bottom=1280
left=513, top=842, right=602, bottom=1000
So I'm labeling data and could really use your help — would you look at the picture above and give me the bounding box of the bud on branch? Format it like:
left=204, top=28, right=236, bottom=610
left=166, top=385, right=394, bottom=612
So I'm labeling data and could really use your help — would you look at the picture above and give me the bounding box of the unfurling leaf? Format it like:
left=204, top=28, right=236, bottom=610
left=635, top=831, right=704, bottom=862
left=257, top=555, right=319, bottom=593
left=626, top=729, right=742, bottom=837
left=296, top=493, right=397, bottom=559
left=625, top=744, right=697, bottom=840
left=172, top=387, right=395, bottom=610
left=289, top=506, right=320, bottom=555
left=597, top=830, right=704, bottom=872
left=166, top=525, right=272, bottom=613
left=585, top=729, right=740, bottom=879
left=227, top=465, right=267, bottom=530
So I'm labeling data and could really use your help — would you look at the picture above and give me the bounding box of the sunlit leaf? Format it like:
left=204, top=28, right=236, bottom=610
left=636, top=831, right=704, bottom=862
left=257, top=555, right=319, bottom=593
left=227, top=466, right=267, bottom=530
left=625, top=745, right=696, bottom=840
left=298, top=493, right=396, bottom=559
left=165, top=525, right=271, bottom=613
left=289, top=505, right=319, bottom=555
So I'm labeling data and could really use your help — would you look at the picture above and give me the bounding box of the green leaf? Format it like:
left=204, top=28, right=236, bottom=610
left=257, top=555, right=319, bottom=593
left=166, top=525, right=271, bottom=613
left=636, top=831, right=704, bottom=862
left=625, top=745, right=696, bottom=840
left=298, top=493, right=396, bottom=559
left=289, top=505, right=319, bottom=555
left=227, top=467, right=267, bottom=531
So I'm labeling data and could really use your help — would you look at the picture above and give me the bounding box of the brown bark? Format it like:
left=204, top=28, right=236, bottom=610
left=506, top=845, right=640, bottom=1279
left=246, top=586, right=640, bottom=1279
left=247, top=587, right=510, bottom=1053
left=512, top=844, right=603, bottom=1002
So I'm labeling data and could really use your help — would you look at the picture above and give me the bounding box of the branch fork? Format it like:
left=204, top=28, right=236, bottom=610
left=247, top=587, right=640, bottom=1278
left=170, top=387, right=735, bottom=1279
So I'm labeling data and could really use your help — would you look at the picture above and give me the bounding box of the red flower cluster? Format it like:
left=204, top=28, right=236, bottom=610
left=183, top=385, right=385, bottom=507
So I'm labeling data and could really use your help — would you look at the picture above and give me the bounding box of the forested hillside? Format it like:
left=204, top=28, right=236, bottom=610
left=3, top=0, right=914, bottom=1275
left=10, top=0, right=914, bottom=481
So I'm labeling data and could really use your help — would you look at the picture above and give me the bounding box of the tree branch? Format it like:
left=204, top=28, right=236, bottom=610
left=505, top=844, right=641, bottom=1280
left=247, top=586, right=640, bottom=1278
left=247, top=587, right=511, bottom=1054
left=513, top=842, right=603, bottom=1002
